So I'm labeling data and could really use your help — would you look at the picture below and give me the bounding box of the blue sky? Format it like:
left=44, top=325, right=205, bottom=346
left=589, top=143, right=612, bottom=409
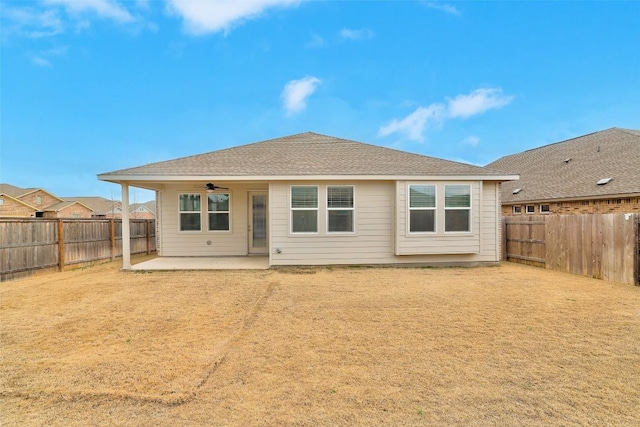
left=1, top=0, right=639, bottom=202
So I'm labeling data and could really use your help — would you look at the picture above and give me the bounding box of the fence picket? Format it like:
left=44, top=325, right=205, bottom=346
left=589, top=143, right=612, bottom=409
left=504, top=213, right=639, bottom=285
left=0, top=218, right=156, bottom=281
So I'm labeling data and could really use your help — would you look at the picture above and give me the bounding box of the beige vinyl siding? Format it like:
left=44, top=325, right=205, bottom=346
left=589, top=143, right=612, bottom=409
left=270, top=181, right=395, bottom=265
left=395, top=181, right=481, bottom=255
left=269, top=180, right=502, bottom=265
left=159, top=183, right=267, bottom=256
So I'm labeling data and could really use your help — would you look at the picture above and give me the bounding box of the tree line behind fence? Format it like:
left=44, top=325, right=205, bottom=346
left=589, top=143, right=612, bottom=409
left=0, top=218, right=156, bottom=281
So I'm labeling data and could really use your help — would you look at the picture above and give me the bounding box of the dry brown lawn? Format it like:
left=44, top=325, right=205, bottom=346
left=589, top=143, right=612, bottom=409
left=1, top=258, right=639, bottom=426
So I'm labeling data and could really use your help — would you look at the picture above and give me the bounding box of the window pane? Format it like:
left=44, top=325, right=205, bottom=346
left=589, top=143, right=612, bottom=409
left=208, top=194, right=229, bottom=212
left=328, top=186, right=353, bottom=208
left=445, top=210, right=470, bottom=232
left=328, top=210, right=353, bottom=232
left=410, top=210, right=435, bottom=232
left=292, top=210, right=317, bottom=233
left=410, top=185, right=435, bottom=208
left=180, top=194, right=200, bottom=211
left=291, top=186, right=318, bottom=208
left=180, top=213, right=201, bottom=231
left=208, top=213, right=229, bottom=231
left=445, top=185, right=470, bottom=208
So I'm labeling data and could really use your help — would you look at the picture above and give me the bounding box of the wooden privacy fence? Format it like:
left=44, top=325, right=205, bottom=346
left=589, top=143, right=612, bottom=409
left=504, top=213, right=639, bottom=285
left=0, top=218, right=156, bottom=281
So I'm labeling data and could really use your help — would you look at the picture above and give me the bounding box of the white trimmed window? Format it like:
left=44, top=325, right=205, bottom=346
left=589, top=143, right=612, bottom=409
left=409, top=185, right=436, bottom=233
left=179, top=193, right=201, bottom=231
left=327, top=185, right=354, bottom=233
left=208, top=193, right=230, bottom=231
left=445, top=184, right=471, bottom=232
left=513, top=205, right=522, bottom=214
left=291, top=186, right=318, bottom=233
left=526, top=205, right=535, bottom=214
left=539, top=204, right=550, bottom=213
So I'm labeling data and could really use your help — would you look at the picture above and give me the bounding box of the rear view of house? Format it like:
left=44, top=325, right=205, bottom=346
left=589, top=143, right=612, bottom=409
left=98, top=132, right=517, bottom=269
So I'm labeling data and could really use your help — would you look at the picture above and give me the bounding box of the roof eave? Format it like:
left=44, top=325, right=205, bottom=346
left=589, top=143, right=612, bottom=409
left=98, top=174, right=520, bottom=183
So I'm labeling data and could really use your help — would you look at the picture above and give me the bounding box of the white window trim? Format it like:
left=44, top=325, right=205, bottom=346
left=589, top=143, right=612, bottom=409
left=539, top=204, right=550, bottom=214
left=207, top=192, right=232, bottom=233
left=525, top=205, right=536, bottom=214
left=513, top=205, right=522, bottom=214
left=290, top=185, right=319, bottom=234
left=326, top=185, right=356, bottom=234
left=444, top=184, right=472, bottom=234
left=408, top=184, right=437, bottom=234
left=178, top=193, right=202, bottom=232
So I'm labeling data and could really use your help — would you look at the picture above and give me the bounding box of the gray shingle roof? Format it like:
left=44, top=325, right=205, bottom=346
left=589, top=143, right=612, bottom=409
left=0, top=184, right=36, bottom=198
left=99, top=132, right=513, bottom=179
left=487, top=128, right=640, bottom=203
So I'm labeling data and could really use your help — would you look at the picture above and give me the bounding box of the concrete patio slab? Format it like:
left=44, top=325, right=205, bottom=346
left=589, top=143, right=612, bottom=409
left=131, top=256, right=269, bottom=270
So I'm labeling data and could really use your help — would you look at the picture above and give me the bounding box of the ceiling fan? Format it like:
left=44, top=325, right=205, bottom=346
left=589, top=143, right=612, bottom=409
left=205, top=182, right=229, bottom=191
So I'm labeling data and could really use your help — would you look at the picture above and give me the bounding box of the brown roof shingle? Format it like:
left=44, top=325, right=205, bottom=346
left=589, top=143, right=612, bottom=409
left=487, top=128, right=640, bottom=203
left=99, top=132, right=513, bottom=179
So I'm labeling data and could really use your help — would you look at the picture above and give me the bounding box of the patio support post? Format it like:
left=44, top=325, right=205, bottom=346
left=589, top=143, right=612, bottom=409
left=121, top=182, right=131, bottom=270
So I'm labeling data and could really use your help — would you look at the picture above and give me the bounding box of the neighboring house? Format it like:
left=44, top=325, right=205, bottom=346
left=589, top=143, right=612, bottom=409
left=487, top=128, right=640, bottom=216
left=41, top=201, right=93, bottom=219
left=0, top=184, right=91, bottom=218
left=129, top=201, right=156, bottom=219
left=99, top=132, right=517, bottom=269
left=64, top=197, right=123, bottom=218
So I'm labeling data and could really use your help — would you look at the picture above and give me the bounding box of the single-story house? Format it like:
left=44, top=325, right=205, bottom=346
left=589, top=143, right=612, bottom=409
left=487, top=127, right=640, bottom=216
left=98, top=132, right=517, bottom=269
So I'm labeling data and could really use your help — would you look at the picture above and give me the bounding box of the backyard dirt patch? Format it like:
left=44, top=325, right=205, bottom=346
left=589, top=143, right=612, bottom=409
left=1, top=259, right=639, bottom=426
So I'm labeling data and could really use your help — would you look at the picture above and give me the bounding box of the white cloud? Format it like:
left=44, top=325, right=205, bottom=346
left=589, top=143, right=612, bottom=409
left=379, top=87, right=513, bottom=141
left=378, top=104, right=445, bottom=142
left=281, top=76, right=321, bottom=115
left=45, top=0, right=134, bottom=23
left=29, top=45, right=68, bottom=67
left=166, top=0, right=300, bottom=35
left=424, top=2, right=461, bottom=16
left=340, top=28, right=375, bottom=40
left=1, top=7, right=64, bottom=38
left=31, top=56, right=51, bottom=67
left=305, top=34, right=327, bottom=49
left=447, top=88, right=514, bottom=119
left=462, top=135, right=480, bottom=146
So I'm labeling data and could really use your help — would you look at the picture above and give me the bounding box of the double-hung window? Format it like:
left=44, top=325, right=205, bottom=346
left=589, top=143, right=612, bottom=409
left=179, top=194, right=201, bottom=231
left=291, top=186, right=318, bottom=233
left=327, top=185, right=354, bottom=233
left=208, top=193, right=230, bottom=231
left=444, top=185, right=471, bottom=232
left=409, top=185, right=436, bottom=232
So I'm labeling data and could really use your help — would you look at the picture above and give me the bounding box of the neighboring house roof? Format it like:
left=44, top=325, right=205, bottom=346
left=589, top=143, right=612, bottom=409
left=129, top=201, right=156, bottom=214
left=63, top=197, right=121, bottom=215
left=0, top=184, right=35, bottom=198
left=44, top=201, right=93, bottom=212
left=0, top=184, right=63, bottom=202
left=487, top=128, right=640, bottom=204
left=99, top=132, right=516, bottom=181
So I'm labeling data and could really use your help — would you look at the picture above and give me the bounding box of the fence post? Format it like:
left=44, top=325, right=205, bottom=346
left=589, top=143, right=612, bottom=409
left=57, top=219, right=65, bottom=271
left=110, top=219, right=116, bottom=261
left=146, top=220, right=151, bottom=255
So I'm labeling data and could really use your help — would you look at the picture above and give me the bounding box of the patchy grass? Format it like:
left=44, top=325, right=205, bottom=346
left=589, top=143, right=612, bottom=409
left=1, top=260, right=639, bottom=426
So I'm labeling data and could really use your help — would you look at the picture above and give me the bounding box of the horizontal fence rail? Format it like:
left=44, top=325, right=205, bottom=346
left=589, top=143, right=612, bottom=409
left=0, top=218, right=156, bottom=281
left=504, top=213, right=639, bottom=286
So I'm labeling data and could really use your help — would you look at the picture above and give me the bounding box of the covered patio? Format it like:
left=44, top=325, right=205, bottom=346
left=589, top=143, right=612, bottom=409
left=131, top=256, right=269, bottom=271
